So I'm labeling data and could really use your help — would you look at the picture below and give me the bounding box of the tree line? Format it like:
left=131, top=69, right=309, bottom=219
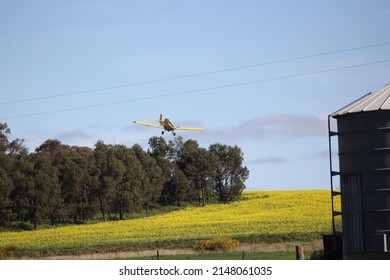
left=0, top=123, right=249, bottom=228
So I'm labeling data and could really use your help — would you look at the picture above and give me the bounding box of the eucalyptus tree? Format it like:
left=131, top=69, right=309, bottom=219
left=147, top=137, right=178, bottom=205
left=176, top=139, right=218, bottom=206
left=94, top=142, right=146, bottom=220
left=1, top=122, right=35, bottom=226
left=209, top=144, right=249, bottom=202
left=110, top=144, right=144, bottom=219
left=132, top=144, right=163, bottom=212
left=0, top=153, right=13, bottom=226
left=93, top=140, right=116, bottom=221
left=0, top=123, right=19, bottom=225
left=72, top=146, right=99, bottom=221
left=59, top=147, right=97, bottom=223
left=31, top=151, right=63, bottom=228
left=0, top=123, right=11, bottom=153
left=9, top=154, right=35, bottom=224
left=160, top=164, right=192, bottom=206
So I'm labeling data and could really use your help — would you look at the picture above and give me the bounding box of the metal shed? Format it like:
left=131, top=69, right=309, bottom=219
left=329, top=83, right=390, bottom=259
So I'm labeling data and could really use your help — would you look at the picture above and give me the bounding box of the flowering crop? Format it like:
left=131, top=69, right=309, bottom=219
left=0, top=190, right=337, bottom=252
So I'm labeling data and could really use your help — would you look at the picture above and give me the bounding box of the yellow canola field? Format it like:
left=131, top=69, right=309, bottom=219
left=0, top=190, right=337, bottom=251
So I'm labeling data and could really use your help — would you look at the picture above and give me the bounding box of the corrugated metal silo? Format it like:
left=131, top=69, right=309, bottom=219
left=330, top=83, right=390, bottom=259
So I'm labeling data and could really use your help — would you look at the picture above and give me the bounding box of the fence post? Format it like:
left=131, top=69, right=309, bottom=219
left=242, top=251, right=245, bottom=260
left=157, top=250, right=160, bottom=260
left=295, top=245, right=304, bottom=260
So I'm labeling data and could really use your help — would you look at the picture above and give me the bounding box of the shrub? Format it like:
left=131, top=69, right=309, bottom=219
left=194, top=237, right=240, bottom=252
left=309, top=250, right=324, bottom=260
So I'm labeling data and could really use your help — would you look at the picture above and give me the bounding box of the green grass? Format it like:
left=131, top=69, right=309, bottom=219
left=123, top=251, right=301, bottom=260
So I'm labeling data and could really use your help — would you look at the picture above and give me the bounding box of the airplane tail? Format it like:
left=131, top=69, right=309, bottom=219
left=159, top=114, right=163, bottom=121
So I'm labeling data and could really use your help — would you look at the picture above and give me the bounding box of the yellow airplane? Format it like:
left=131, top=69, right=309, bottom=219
left=133, top=114, right=203, bottom=136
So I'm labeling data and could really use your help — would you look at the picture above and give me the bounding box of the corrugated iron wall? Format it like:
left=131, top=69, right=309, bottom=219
left=335, top=110, right=390, bottom=259
left=341, top=174, right=364, bottom=254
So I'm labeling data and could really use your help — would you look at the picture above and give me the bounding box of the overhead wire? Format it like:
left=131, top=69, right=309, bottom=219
left=1, top=41, right=390, bottom=106
left=2, top=58, right=390, bottom=120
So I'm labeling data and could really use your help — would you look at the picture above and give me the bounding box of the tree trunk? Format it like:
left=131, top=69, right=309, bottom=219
left=119, top=200, right=123, bottom=220
left=98, top=194, right=106, bottom=222
left=201, top=188, right=206, bottom=207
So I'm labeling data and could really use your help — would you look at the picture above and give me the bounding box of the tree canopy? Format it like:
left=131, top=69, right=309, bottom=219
left=0, top=123, right=249, bottom=227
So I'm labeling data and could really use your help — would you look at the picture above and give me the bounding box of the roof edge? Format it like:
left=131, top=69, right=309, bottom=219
left=331, top=83, right=390, bottom=118
left=330, top=92, right=372, bottom=117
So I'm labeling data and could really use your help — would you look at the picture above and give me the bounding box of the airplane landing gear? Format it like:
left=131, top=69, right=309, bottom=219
left=161, top=130, right=176, bottom=136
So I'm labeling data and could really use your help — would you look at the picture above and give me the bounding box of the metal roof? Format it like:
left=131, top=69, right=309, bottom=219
left=331, top=83, right=390, bottom=117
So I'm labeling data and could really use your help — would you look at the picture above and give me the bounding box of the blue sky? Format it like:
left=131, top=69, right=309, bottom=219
left=1, top=1, right=390, bottom=190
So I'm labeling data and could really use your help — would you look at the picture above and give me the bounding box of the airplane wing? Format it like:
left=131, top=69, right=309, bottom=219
left=174, top=127, right=204, bottom=131
left=133, top=121, right=164, bottom=129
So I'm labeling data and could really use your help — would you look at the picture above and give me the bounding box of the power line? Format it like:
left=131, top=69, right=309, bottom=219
left=1, top=41, right=390, bottom=106
left=2, top=58, right=390, bottom=120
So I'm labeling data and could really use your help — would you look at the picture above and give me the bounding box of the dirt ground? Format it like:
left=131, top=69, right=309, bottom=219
left=40, top=239, right=323, bottom=260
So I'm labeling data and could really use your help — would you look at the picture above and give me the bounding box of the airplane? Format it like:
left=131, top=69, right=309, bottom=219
left=133, top=114, right=203, bottom=136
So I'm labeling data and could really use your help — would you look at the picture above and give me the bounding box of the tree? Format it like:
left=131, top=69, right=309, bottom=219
left=10, top=155, right=35, bottom=224
left=0, top=122, right=28, bottom=156
left=209, top=144, right=249, bottom=202
left=133, top=144, right=163, bottom=212
left=147, top=136, right=175, bottom=160
left=0, top=153, right=14, bottom=226
left=31, top=152, right=63, bottom=228
left=192, top=147, right=218, bottom=205
left=147, top=137, right=178, bottom=205
left=93, top=142, right=145, bottom=220
left=160, top=164, right=191, bottom=206
left=71, top=146, right=98, bottom=221
left=176, top=140, right=218, bottom=206
left=35, top=139, right=69, bottom=166
left=93, top=140, right=115, bottom=221
left=0, top=123, right=11, bottom=153
left=0, top=123, right=32, bottom=226
left=110, top=145, right=143, bottom=219
left=8, top=138, right=28, bottom=156
left=59, top=147, right=97, bottom=223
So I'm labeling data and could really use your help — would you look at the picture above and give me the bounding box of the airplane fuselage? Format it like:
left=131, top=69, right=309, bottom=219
left=160, top=118, right=175, bottom=131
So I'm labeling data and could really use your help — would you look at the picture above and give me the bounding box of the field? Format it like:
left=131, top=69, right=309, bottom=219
left=0, top=190, right=338, bottom=258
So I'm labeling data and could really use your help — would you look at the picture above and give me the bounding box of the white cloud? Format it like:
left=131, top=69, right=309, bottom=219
left=374, top=9, right=390, bottom=16
left=55, top=129, right=94, bottom=141
left=200, top=113, right=328, bottom=143
left=247, top=156, right=288, bottom=165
